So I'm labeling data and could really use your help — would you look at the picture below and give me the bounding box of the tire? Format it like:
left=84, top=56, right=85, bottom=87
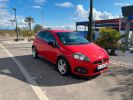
left=57, top=58, right=70, bottom=76
left=32, top=47, right=38, bottom=59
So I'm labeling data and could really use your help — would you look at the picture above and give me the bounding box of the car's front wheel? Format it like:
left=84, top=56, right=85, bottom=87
left=57, top=58, right=70, bottom=76
left=32, top=47, right=38, bottom=58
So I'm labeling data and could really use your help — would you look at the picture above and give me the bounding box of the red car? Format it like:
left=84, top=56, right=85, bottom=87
left=32, top=30, right=109, bottom=76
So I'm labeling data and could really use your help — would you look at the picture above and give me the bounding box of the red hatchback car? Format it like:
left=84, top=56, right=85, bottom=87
left=32, top=30, right=109, bottom=76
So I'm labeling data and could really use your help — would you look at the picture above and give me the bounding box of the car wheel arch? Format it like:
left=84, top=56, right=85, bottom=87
left=57, top=55, right=71, bottom=67
left=56, top=55, right=71, bottom=75
left=32, top=46, right=38, bottom=56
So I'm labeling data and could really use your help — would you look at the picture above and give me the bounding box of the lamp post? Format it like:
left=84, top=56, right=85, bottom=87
left=41, top=11, right=44, bottom=28
left=87, top=0, right=93, bottom=42
left=12, top=8, right=18, bottom=41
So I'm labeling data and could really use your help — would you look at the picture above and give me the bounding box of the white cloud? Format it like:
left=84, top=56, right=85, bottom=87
left=0, top=3, right=6, bottom=8
left=75, top=4, right=119, bottom=21
left=93, top=8, right=119, bottom=20
left=32, top=5, right=42, bottom=9
left=0, top=0, right=28, bottom=29
left=45, top=25, right=75, bottom=30
left=76, top=5, right=88, bottom=19
left=0, top=0, right=8, bottom=3
left=34, top=0, right=45, bottom=6
left=55, top=2, right=74, bottom=8
left=0, top=9, right=27, bottom=29
left=33, top=0, right=45, bottom=9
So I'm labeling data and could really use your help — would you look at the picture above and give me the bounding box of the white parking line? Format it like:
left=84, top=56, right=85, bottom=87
left=0, top=44, right=49, bottom=100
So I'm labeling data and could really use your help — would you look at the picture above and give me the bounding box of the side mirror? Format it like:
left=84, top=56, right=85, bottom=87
left=48, top=41, right=54, bottom=46
left=48, top=41, right=57, bottom=48
left=48, top=41, right=60, bottom=48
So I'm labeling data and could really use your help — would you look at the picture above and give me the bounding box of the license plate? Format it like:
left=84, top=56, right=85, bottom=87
left=97, top=63, right=108, bottom=70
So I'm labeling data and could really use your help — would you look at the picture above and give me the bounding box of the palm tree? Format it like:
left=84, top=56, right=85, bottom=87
left=87, top=0, right=93, bottom=41
left=33, top=24, right=43, bottom=33
left=24, top=16, right=35, bottom=30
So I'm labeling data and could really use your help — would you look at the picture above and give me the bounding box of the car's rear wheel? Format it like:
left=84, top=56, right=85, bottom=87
left=32, top=47, right=38, bottom=58
left=57, top=58, right=70, bottom=76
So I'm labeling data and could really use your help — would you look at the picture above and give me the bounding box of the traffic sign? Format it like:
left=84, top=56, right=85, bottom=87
left=128, top=16, right=133, bottom=20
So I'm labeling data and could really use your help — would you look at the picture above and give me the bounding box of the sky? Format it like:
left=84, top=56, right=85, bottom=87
left=0, top=0, right=133, bottom=30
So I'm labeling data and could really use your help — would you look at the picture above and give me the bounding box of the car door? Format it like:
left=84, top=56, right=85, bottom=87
left=35, top=31, right=47, bottom=57
left=43, top=31, right=59, bottom=63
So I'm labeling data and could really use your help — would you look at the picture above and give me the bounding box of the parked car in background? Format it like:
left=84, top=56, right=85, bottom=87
left=32, top=30, right=109, bottom=77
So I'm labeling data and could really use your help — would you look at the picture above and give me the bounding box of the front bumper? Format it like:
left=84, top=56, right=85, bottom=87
left=67, top=56, right=109, bottom=76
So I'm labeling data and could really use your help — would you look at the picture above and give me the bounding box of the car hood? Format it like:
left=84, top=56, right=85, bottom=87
left=64, top=43, right=108, bottom=62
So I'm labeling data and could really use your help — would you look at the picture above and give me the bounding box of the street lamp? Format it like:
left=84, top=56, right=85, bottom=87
left=41, top=11, right=44, bottom=28
left=12, top=8, right=18, bottom=41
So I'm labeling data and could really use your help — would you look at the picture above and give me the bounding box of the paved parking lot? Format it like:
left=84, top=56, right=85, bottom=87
left=0, top=39, right=133, bottom=100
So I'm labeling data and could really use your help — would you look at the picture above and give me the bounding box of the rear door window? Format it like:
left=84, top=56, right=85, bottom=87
left=37, top=31, right=45, bottom=40
left=43, top=32, right=56, bottom=43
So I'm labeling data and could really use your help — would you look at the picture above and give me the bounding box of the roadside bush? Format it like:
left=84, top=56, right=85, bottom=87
left=0, top=32, right=4, bottom=36
left=21, top=30, right=34, bottom=41
left=95, top=28, right=126, bottom=55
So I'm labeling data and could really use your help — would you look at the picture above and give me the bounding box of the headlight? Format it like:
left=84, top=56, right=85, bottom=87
left=73, top=53, right=90, bottom=62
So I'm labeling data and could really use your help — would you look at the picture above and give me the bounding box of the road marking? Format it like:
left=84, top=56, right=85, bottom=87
left=0, top=69, right=12, bottom=74
left=3, top=41, right=32, bottom=44
left=0, top=44, right=49, bottom=100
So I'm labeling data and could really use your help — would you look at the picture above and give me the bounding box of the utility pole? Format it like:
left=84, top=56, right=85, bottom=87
left=12, top=8, right=18, bottom=41
left=119, top=15, right=122, bottom=32
left=41, top=12, right=44, bottom=28
left=87, top=0, right=93, bottom=42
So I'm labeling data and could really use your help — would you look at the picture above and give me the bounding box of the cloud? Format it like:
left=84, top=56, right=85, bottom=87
left=55, top=2, right=74, bottom=8
left=75, top=4, right=119, bottom=21
left=76, top=5, right=88, bottom=19
left=0, top=3, right=6, bottom=8
left=0, top=0, right=28, bottom=29
left=0, top=8, right=27, bottom=29
left=34, top=0, right=45, bottom=6
left=33, top=0, right=45, bottom=9
left=0, top=0, right=8, bottom=3
left=32, top=5, right=42, bottom=9
left=45, top=25, right=75, bottom=30
left=93, top=8, right=119, bottom=20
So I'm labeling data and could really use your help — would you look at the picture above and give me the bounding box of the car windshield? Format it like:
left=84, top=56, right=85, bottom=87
left=56, top=32, right=89, bottom=45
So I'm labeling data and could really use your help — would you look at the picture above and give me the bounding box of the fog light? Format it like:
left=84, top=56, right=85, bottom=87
left=75, top=67, right=88, bottom=74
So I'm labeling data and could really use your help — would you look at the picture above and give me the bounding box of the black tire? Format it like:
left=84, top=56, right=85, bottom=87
left=32, top=46, right=38, bottom=59
left=57, top=58, right=70, bottom=76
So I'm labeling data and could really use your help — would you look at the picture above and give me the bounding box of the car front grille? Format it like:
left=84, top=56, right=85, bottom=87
left=93, top=58, right=109, bottom=64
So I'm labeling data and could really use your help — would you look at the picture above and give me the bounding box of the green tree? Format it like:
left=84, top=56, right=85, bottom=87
left=87, top=0, right=93, bottom=41
left=33, top=24, right=43, bottom=33
left=21, top=30, right=34, bottom=41
left=24, top=16, right=35, bottom=30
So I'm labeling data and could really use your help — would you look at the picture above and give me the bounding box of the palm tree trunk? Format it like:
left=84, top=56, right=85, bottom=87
left=29, top=22, right=31, bottom=30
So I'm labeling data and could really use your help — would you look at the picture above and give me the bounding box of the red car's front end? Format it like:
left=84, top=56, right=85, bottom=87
left=62, top=43, right=109, bottom=76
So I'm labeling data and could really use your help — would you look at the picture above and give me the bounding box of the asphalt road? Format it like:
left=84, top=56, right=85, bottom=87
left=0, top=39, right=133, bottom=100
